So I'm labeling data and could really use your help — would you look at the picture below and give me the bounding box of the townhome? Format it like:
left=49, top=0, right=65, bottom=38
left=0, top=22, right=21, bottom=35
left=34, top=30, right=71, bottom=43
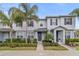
left=0, top=15, right=77, bottom=44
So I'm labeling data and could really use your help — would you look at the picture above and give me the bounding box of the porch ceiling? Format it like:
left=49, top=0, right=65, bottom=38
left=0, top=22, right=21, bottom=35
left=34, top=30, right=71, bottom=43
left=0, top=28, right=15, bottom=32
left=37, top=28, right=47, bottom=32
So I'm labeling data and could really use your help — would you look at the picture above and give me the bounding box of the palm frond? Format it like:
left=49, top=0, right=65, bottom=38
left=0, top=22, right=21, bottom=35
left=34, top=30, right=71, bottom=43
left=69, top=8, right=79, bottom=16
left=9, top=7, right=25, bottom=22
left=28, top=5, right=38, bottom=15
left=0, top=11, right=9, bottom=20
left=19, top=3, right=30, bottom=13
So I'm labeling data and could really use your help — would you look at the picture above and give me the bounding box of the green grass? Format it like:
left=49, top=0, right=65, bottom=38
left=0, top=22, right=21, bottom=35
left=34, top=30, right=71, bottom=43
left=75, top=46, right=79, bottom=50
left=44, top=46, right=68, bottom=50
left=0, top=47, right=36, bottom=50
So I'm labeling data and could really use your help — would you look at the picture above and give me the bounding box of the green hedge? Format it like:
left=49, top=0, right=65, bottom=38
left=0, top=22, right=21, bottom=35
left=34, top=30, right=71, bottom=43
left=65, top=38, right=79, bottom=44
left=43, top=42, right=59, bottom=46
left=33, top=39, right=37, bottom=43
left=42, top=39, right=52, bottom=43
left=0, top=41, right=2, bottom=43
left=4, top=38, right=37, bottom=43
left=0, top=43, right=37, bottom=47
left=0, top=38, right=37, bottom=47
left=4, top=38, right=26, bottom=43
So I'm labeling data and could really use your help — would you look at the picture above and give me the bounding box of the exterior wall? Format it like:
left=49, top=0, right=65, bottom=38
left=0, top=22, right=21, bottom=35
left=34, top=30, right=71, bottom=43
left=0, top=32, right=9, bottom=41
left=0, top=16, right=77, bottom=43
left=47, top=16, right=76, bottom=30
left=60, top=17, right=75, bottom=29
left=15, top=30, right=26, bottom=39
left=38, top=20, right=47, bottom=29
left=47, top=18, right=59, bottom=30
left=65, top=30, right=75, bottom=39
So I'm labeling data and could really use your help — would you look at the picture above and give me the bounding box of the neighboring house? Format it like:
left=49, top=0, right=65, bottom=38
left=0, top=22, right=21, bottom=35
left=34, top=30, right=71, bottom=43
left=0, top=15, right=77, bottom=44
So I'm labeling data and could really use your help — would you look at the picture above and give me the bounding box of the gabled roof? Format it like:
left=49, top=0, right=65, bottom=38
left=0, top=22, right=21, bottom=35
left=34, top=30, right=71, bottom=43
left=53, top=26, right=67, bottom=30
left=51, top=26, right=75, bottom=31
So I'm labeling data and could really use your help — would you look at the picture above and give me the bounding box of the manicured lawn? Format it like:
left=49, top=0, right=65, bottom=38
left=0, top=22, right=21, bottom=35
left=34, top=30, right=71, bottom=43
left=75, top=46, right=79, bottom=50
left=0, top=47, right=36, bottom=50
left=44, top=46, right=68, bottom=50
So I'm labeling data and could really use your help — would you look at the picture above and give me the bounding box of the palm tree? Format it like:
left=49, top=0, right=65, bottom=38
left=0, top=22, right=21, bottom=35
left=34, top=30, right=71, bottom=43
left=0, top=11, right=13, bottom=42
left=0, top=3, right=38, bottom=42
left=9, top=3, right=38, bottom=41
left=9, top=3, right=38, bottom=22
left=0, top=9, right=25, bottom=42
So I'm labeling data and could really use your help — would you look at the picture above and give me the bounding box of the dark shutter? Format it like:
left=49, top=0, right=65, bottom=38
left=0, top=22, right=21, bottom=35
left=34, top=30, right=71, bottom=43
left=56, top=19, right=58, bottom=25
left=64, top=18, right=66, bottom=25
left=50, top=19, right=52, bottom=25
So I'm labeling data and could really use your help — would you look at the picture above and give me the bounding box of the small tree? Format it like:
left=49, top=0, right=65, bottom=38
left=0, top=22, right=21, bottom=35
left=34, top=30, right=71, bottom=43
left=44, top=32, right=53, bottom=43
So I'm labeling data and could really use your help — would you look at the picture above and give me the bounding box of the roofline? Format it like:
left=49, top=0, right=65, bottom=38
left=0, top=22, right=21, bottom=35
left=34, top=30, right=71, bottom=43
left=46, top=15, right=76, bottom=18
left=39, top=19, right=46, bottom=21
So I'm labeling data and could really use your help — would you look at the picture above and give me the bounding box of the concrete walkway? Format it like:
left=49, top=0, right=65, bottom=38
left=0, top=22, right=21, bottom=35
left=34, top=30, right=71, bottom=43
left=36, top=41, right=44, bottom=55
left=37, top=41, right=43, bottom=51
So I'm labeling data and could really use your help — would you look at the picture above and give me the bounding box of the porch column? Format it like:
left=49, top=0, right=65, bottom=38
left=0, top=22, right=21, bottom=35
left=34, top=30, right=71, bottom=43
left=63, top=30, right=65, bottom=44
left=35, top=32, right=38, bottom=39
left=54, top=30, right=56, bottom=43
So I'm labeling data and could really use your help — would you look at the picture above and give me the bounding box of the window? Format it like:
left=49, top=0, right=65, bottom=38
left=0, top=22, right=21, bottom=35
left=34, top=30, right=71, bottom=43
left=66, top=31, right=71, bottom=38
left=27, top=31, right=34, bottom=39
left=64, top=17, right=72, bottom=25
left=16, top=23, right=22, bottom=27
left=50, top=18, right=58, bottom=25
left=17, top=35, right=23, bottom=38
left=27, top=21, right=34, bottom=27
left=40, top=24, right=43, bottom=27
left=50, top=19, right=52, bottom=25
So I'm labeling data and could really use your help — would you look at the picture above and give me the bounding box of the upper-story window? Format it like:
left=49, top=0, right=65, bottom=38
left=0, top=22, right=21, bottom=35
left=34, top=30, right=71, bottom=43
left=64, top=17, right=72, bottom=25
left=27, top=21, right=34, bottom=27
left=50, top=18, right=58, bottom=25
left=16, top=22, right=22, bottom=27
left=40, top=23, right=43, bottom=27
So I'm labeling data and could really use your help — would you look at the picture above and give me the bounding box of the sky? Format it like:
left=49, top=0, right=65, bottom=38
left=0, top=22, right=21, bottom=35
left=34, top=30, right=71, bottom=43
left=0, top=3, right=79, bottom=28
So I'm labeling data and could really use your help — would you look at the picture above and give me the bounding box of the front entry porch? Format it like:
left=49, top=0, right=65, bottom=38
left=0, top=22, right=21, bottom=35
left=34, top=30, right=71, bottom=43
left=37, top=32, right=46, bottom=41
left=53, top=26, right=66, bottom=44
left=37, top=28, right=47, bottom=42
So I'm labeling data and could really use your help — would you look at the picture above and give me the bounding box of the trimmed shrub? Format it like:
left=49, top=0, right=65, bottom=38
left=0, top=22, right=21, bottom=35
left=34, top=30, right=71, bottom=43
left=65, top=38, right=79, bottom=46
left=4, top=38, right=26, bottom=43
left=42, top=39, right=52, bottom=43
left=27, top=38, right=31, bottom=43
left=43, top=42, right=59, bottom=46
left=0, top=41, right=2, bottom=43
left=0, top=43, right=37, bottom=47
left=33, top=39, right=37, bottom=43
left=4, top=38, right=11, bottom=43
